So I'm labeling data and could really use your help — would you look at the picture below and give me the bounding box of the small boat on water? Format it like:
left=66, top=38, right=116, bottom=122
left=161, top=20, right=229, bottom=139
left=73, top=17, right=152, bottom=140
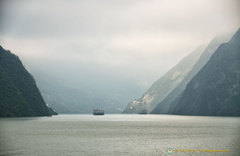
left=138, top=109, right=147, bottom=114
left=93, top=108, right=104, bottom=115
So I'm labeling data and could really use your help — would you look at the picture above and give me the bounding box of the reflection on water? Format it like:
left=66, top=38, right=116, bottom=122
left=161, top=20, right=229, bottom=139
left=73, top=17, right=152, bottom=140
left=0, top=114, right=239, bottom=156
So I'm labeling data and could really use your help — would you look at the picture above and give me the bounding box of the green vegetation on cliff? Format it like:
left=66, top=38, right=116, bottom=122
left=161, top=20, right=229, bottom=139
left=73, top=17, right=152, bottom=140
left=0, top=46, right=57, bottom=117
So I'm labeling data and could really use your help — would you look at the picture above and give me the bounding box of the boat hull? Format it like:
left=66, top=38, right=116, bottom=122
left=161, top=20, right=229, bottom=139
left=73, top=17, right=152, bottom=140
left=93, top=113, right=104, bottom=115
left=93, top=109, right=104, bottom=115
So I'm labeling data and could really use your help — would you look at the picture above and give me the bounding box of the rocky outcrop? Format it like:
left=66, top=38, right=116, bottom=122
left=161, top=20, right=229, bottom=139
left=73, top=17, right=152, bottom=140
left=123, top=45, right=205, bottom=113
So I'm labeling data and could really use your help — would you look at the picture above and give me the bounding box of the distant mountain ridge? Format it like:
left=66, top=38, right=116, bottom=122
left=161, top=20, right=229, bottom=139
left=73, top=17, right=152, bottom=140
left=151, top=35, right=231, bottom=114
left=30, top=67, right=146, bottom=114
left=171, top=29, right=240, bottom=116
left=123, top=45, right=205, bottom=113
left=0, top=46, right=57, bottom=117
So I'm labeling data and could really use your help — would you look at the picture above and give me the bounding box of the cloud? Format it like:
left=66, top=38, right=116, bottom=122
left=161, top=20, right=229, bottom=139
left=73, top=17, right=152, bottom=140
left=0, top=0, right=239, bottom=88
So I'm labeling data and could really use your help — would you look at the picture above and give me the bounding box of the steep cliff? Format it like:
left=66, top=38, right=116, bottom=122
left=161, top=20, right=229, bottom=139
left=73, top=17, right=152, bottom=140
left=0, top=46, right=57, bottom=117
left=172, top=29, right=240, bottom=116
left=123, top=45, right=205, bottom=113
left=151, top=35, right=230, bottom=114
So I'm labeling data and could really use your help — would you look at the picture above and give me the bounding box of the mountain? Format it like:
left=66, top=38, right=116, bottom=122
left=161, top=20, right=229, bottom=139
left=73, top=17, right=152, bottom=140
left=0, top=46, right=57, bottom=117
left=151, top=35, right=231, bottom=114
left=29, top=67, right=145, bottom=114
left=123, top=45, right=205, bottom=113
left=171, top=29, right=240, bottom=116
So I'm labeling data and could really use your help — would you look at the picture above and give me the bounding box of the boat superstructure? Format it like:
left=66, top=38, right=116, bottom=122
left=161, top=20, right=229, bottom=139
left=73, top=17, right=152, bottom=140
left=93, top=108, right=104, bottom=115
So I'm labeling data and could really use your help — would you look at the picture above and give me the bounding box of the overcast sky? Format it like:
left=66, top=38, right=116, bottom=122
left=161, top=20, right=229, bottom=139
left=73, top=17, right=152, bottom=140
left=0, top=0, right=239, bottom=89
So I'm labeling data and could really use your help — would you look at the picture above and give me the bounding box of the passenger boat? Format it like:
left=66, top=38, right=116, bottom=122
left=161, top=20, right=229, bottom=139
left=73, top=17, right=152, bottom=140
left=93, top=108, right=104, bottom=115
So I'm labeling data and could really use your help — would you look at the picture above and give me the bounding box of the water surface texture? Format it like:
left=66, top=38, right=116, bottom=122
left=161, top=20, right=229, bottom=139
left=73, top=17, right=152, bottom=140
left=0, top=115, right=239, bottom=156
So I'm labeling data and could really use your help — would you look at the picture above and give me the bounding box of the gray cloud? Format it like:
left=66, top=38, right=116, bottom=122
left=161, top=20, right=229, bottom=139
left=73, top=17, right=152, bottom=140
left=0, top=0, right=239, bottom=90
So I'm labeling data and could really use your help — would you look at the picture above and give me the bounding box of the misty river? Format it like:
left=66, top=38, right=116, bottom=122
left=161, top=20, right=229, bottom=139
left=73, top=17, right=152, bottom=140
left=0, top=114, right=239, bottom=156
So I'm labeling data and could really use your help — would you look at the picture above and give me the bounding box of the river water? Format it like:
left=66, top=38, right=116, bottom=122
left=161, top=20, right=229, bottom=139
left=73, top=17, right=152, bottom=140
left=0, top=114, right=239, bottom=156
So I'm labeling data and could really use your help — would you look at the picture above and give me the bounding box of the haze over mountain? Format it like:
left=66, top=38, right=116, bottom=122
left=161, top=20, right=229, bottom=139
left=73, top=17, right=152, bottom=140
left=123, top=45, right=205, bottom=113
left=30, top=67, right=146, bottom=113
left=0, top=46, right=57, bottom=117
left=170, top=29, right=240, bottom=116
left=0, top=0, right=239, bottom=114
left=151, top=34, right=232, bottom=114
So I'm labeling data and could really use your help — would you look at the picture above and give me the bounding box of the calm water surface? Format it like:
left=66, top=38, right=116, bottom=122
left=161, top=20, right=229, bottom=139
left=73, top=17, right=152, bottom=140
left=0, top=114, right=239, bottom=156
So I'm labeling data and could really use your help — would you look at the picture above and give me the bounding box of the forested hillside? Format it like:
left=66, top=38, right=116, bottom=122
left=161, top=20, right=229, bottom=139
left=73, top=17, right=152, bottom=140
left=0, top=46, right=57, bottom=117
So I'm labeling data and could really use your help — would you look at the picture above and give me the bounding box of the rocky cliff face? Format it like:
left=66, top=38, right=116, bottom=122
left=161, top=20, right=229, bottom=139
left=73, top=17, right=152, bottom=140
left=171, top=29, right=240, bottom=116
left=123, top=46, right=205, bottom=113
left=151, top=35, right=231, bottom=114
left=0, top=46, right=57, bottom=117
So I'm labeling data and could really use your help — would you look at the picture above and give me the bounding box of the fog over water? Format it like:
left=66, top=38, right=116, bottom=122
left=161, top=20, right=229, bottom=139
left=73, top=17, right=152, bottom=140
left=0, top=1, right=240, bottom=155
left=0, top=0, right=239, bottom=111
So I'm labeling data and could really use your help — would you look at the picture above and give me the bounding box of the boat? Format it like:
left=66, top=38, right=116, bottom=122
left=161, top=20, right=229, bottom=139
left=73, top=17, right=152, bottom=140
left=138, top=109, right=147, bottom=114
left=93, top=108, right=104, bottom=115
